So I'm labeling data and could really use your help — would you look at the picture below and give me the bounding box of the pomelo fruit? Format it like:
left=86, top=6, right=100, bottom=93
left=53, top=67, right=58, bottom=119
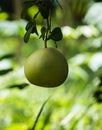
left=24, top=48, right=68, bottom=87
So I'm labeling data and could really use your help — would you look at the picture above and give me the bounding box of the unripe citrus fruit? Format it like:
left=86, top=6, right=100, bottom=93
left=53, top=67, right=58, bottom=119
left=24, top=48, right=68, bottom=87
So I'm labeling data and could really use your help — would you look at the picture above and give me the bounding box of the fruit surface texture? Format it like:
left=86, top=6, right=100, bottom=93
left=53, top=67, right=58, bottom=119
left=24, top=48, right=68, bottom=87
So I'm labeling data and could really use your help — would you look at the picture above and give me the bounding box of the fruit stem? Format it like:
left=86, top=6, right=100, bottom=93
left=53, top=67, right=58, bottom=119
left=44, top=12, right=51, bottom=48
left=44, top=39, right=47, bottom=48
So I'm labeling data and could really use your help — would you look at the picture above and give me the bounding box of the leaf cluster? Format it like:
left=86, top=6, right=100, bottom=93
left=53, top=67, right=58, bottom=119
left=39, top=26, right=63, bottom=41
left=22, top=0, right=63, bottom=46
left=24, top=20, right=38, bottom=43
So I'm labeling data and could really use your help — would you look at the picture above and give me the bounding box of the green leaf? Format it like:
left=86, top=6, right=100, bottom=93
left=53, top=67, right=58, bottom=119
left=39, top=26, right=46, bottom=40
left=7, top=83, right=29, bottom=90
left=24, top=27, right=32, bottom=43
left=0, top=68, right=13, bottom=75
left=26, top=21, right=38, bottom=34
left=0, top=53, right=14, bottom=61
left=39, top=5, right=49, bottom=19
left=50, top=27, right=63, bottom=41
left=31, top=25, right=39, bottom=35
left=24, top=20, right=39, bottom=43
left=25, top=21, right=33, bottom=31
left=29, top=98, right=49, bottom=130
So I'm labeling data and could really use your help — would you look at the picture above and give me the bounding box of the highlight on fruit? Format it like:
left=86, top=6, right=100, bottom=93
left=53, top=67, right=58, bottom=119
left=24, top=48, right=68, bottom=88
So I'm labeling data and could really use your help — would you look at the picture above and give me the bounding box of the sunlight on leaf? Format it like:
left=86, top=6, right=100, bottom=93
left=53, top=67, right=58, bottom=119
left=4, top=123, right=27, bottom=130
left=84, top=3, right=102, bottom=30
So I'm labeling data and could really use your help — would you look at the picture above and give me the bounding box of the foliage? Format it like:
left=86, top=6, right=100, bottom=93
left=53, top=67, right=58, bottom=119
left=0, top=0, right=102, bottom=130
left=22, top=0, right=63, bottom=47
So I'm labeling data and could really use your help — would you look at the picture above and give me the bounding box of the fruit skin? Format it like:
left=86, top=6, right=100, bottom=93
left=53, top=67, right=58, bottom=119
left=24, top=48, right=68, bottom=87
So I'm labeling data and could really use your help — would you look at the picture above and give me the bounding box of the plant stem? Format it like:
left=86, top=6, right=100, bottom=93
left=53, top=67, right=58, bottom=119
left=44, top=16, right=51, bottom=48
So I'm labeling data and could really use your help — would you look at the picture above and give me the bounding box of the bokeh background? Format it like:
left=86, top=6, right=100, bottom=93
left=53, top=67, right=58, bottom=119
left=0, top=0, right=102, bottom=130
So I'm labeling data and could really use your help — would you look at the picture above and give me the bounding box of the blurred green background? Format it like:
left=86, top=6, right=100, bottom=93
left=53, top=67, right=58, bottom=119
left=0, top=0, right=102, bottom=130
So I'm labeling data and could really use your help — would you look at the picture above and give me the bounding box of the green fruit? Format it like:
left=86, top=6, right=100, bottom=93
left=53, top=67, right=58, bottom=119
left=24, top=48, right=68, bottom=87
